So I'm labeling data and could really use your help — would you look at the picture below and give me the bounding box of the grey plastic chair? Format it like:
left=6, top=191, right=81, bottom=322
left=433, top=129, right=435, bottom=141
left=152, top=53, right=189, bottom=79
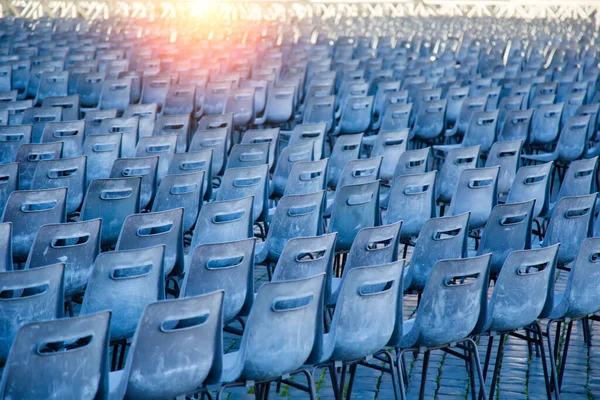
left=189, top=128, right=228, bottom=176
left=523, top=115, right=591, bottom=165
left=271, top=233, right=337, bottom=304
left=83, top=133, right=122, bottom=187
left=0, top=311, right=110, bottom=400
left=271, top=141, right=315, bottom=198
left=124, top=103, right=157, bottom=139
left=333, top=96, right=374, bottom=136
left=551, top=157, right=597, bottom=211
left=405, top=212, right=470, bottom=292
left=0, top=263, right=65, bottom=363
left=153, top=114, right=190, bottom=154
left=409, top=99, right=446, bottom=143
left=40, top=120, right=84, bottom=158
left=436, top=145, right=480, bottom=206
left=195, top=113, right=234, bottom=153
left=135, top=134, right=177, bottom=184
left=474, top=245, right=559, bottom=400
left=445, top=95, right=487, bottom=139
left=498, top=108, right=533, bottom=143
left=0, top=163, right=18, bottom=218
left=34, top=71, right=68, bottom=106
left=31, top=156, right=86, bottom=214
left=2, top=187, right=67, bottom=262
left=485, top=140, right=522, bottom=197
left=99, top=77, right=132, bottom=113
left=384, top=170, right=436, bottom=241
left=546, top=237, right=600, bottom=394
left=476, top=200, right=535, bottom=276
left=216, top=273, right=325, bottom=400
left=110, top=156, right=158, bottom=210
left=330, top=222, right=401, bottom=305
left=216, top=164, right=268, bottom=223
left=141, top=75, right=170, bottom=113
left=163, top=84, right=196, bottom=116
left=529, top=103, right=564, bottom=146
left=398, top=254, right=491, bottom=400
left=326, top=133, right=363, bottom=188
left=82, top=177, right=141, bottom=248
left=241, top=128, right=280, bottom=168
left=182, top=238, right=255, bottom=323
left=77, top=71, right=107, bottom=109
left=81, top=245, right=165, bottom=342
left=85, top=109, right=118, bottom=136
left=21, top=107, right=62, bottom=144
left=109, top=292, right=223, bottom=400
left=287, top=122, right=326, bottom=161
left=448, top=166, right=499, bottom=230
left=226, top=142, right=270, bottom=170
left=303, top=95, right=335, bottom=133
left=152, top=170, right=204, bottom=233
left=284, top=158, right=328, bottom=196
left=543, top=193, right=596, bottom=267
left=15, top=142, right=63, bottom=190
left=506, top=162, right=553, bottom=218
left=393, top=147, right=431, bottom=178
left=117, top=208, right=184, bottom=277
left=0, top=125, right=32, bottom=164
left=27, top=218, right=101, bottom=298
left=190, top=196, right=253, bottom=250
left=328, top=180, right=381, bottom=252
left=379, top=103, right=412, bottom=132
left=370, top=129, right=409, bottom=182
left=98, top=116, right=139, bottom=158
left=168, top=150, right=213, bottom=199
left=313, top=261, right=404, bottom=400
left=256, top=191, right=325, bottom=265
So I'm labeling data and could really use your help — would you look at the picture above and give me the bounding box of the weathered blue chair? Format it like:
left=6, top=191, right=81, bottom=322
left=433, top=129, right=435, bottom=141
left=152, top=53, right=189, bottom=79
left=109, top=292, right=223, bottom=400
left=0, top=311, right=110, bottom=400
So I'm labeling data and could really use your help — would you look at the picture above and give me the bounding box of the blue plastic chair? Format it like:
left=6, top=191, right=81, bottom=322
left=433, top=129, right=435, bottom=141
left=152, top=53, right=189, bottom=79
left=0, top=263, right=65, bottom=363
left=109, top=292, right=223, bottom=400
left=182, top=238, right=255, bottom=324
left=216, top=273, right=325, bottom=400
left=81, top=245, right=165, bottom=342
left=0, top=311, right=110, bottom=400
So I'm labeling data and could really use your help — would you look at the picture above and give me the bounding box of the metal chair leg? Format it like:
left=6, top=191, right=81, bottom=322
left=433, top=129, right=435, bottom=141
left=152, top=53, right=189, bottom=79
left=418, top=350, right=430, bottom=400
left=300, top=368, right=317, bottom=400
left=465, top=338, right=488, bottom=400
left=546, top=320, right=561, bottom=397
left=558, top=320, right=574, bottom=391
left=532, top=322, right=553, bottom=400
left=345, top=363, right=358, bottom=400
left=381, top=349, right=401, bottom=400
left=488, top=333, right=506, bottom=400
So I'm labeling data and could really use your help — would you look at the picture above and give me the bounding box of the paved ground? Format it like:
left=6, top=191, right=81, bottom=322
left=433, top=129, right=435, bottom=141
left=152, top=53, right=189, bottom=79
left=217, top=236, right=596, bottom=400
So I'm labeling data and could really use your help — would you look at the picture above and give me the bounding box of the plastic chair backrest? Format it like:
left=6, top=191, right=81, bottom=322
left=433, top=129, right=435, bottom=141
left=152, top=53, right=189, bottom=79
left=110, top=156, right=158, bottom=210
left=478, top=199, right=534, bottom=274
left=135, top=134, right=177, bottom=184
left=412, top=254, right=491, bottom=347
left=0, top=263, right=65, bottom=362
left=449, top=166, right=499, bottom=230
left=82, top=177, right=141, bottom=248
left=485, top=140, right=522, bottom=196
left=216, top=164, right=268, bottom=222
left=407, top=212, right=470, bottom=292
left=117, top=208, right=184, bottom=277
left=545, top=193, right=596, bottom=266
left=151, top=170, right=204, bottom=233
left=31, top=155, right=86, bottom=214
left=182, top=239, right=254, bottom=323
left=82, top=133, right=122, bottom=187
left=190, top=196, right=253, bottom=249
left=116, top=292, right=223, bottom=399
left=436, top=145, right=480, bottom=204
left=328, top=180, right=381, bottom=251
left=0, top=311, right=110, bottom=400
left=327, top=133, right=363, bottom=188
left=507, top=162, right=553, bottom=218
left=81, top=245, right=165, bottom=341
